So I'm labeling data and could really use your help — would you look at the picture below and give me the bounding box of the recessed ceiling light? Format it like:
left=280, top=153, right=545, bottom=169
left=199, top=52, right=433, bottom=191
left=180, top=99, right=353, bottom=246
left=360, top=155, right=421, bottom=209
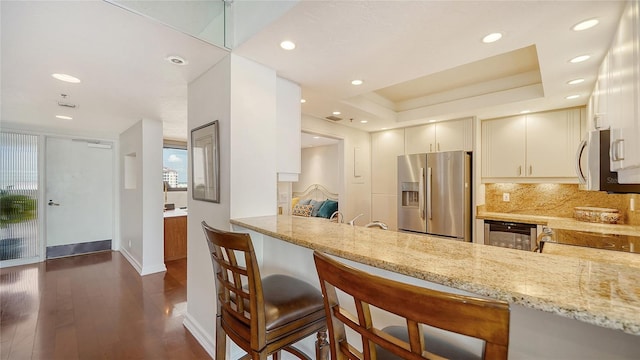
left=300, top=99, right=306, bottom=103
left=351, top=79, right=363, bottom=85
left=55, top=115, right=73, bottom=120
left=52, top=73, right=81, bottom=83
left=428, top=120, right=437, bottom=123
left=573, top=19, right=599, bottom=31
left=567, top=78, right=585, bottom=85
left=482, top=32, right=503, bottom=43
left=520, top=110, right=531, bottom=114
left=313, top=136, right=320, bottom=139
left=165, top=55, right=188, bottom=65
left=280, top=40, right=296, bottom=50
left=381, top=127, right=388, bottom=130
left=566, top=94, right=580, bottom=100
left=333, top=111, right=341, bottom=115
left=360, top=120, right=368, bottom=124
left=570, top=55, right=590, bottom=63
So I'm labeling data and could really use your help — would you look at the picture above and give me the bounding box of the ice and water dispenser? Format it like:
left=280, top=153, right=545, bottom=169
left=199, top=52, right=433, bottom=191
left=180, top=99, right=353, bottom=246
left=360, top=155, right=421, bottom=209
left=400, top=182, right=420, bottom=207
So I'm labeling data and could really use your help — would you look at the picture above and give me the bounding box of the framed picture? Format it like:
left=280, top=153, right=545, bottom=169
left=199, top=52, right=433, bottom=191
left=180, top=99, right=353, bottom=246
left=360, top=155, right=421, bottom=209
left=191, top=120, right=220, bottom=203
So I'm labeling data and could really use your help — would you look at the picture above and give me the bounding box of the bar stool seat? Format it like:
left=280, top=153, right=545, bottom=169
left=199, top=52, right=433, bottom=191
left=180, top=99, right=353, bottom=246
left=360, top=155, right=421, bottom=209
left=201, top=222, right=328, bottom=360
left=262, top=275, right=326, bottom=331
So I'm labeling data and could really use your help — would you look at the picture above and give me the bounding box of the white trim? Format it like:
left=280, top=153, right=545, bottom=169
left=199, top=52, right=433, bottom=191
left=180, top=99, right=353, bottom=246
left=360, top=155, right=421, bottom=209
left=119, top=248, right=142, bottom=273
left=140, top=263, right=167, bottom=276
left=183, top=313, right=216, bottom=359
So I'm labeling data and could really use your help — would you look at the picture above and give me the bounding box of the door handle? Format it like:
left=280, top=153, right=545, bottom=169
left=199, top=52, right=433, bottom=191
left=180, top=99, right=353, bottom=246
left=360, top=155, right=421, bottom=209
left=419, top=168, right=425, bottom=220
left=48, top=200, right=60, bottom=206
left=575, top=139, right=587, bottom=184
left=611, top=139, right=625, bottom=161
left=427, top=167, right=432, bottom=220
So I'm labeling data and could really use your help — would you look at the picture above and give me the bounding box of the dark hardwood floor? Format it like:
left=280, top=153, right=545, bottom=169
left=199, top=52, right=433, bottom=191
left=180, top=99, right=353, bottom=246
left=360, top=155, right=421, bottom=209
left=0, top=251, right=211, bottom=359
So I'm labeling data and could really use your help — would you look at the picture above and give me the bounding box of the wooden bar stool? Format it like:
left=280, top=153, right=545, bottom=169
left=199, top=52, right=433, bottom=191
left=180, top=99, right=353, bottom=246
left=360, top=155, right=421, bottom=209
left=201, top=222, right=328, bottom=360
left=313, top=251, right=510, bottom=360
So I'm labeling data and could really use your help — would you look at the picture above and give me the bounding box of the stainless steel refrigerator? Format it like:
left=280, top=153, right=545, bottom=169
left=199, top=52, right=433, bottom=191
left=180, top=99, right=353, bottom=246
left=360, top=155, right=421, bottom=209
left=397, top=151, right=471, bottom=241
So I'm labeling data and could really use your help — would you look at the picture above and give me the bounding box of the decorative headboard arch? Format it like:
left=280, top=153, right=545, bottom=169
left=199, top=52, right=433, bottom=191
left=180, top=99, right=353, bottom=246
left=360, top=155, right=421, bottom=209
left=292, top=184, right=339, bottom=202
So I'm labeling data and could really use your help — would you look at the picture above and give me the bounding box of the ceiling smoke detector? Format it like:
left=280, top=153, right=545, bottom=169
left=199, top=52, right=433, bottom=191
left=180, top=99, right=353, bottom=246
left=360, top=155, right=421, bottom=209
left=57, top=94, right=78, bottom=109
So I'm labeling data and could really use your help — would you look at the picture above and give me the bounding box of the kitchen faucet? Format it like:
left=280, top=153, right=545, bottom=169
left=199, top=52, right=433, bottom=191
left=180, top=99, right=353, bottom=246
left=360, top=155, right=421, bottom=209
left=365, top=221, right=388, bottom=230
left=330, top=211, right=344, bottom=223
left=347, top=213, right=364, bottom=226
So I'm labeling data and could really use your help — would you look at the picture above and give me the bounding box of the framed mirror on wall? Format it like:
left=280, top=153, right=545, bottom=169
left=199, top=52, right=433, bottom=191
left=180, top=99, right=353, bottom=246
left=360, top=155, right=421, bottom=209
left=191, top=121, right=220, bottom=203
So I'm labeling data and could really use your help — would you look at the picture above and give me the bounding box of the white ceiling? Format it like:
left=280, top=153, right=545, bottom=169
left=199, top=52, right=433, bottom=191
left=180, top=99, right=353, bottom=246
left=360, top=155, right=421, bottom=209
left=1, top=1, right=626, bottom=140
left=1, top=0, right=228, bottom=140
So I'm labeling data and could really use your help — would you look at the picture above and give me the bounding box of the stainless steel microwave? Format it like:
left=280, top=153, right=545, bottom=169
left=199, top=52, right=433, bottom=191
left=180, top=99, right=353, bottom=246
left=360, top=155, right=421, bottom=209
left=576, top=129, right=640, bottom=193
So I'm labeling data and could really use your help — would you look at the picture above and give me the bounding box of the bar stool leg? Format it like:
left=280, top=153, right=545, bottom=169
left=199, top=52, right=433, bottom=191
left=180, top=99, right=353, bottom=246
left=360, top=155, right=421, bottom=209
left=215, top=315, right=227, bottom=360
left=315, top=329, right=329, bottom=360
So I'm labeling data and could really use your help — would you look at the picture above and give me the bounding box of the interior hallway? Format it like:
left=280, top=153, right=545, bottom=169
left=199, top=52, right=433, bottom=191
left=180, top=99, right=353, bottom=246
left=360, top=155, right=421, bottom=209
left=0, top=252, right=210, bottom=359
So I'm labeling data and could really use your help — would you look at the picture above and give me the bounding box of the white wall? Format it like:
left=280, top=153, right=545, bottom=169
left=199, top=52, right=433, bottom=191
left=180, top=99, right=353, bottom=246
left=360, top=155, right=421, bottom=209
left=301, top=115, right=372, bottom=224
left=165, top=191, right=187, bottom=208
left=185, top=53, right=282, bottom=357
left=229, top=54, right=278, bottom=219
left=185, top=55, right=231, bottom=357
left=294, top=144, right=340, bottom=196
left=119, top=118, right=166, bottom=276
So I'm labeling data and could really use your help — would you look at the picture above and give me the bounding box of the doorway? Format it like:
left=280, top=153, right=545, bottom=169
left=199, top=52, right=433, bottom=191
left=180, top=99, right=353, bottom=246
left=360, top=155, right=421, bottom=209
left=45, top=137, right=114, bottom=258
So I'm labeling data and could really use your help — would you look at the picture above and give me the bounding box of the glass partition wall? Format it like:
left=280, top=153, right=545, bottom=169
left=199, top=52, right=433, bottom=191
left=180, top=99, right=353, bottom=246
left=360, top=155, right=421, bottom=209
left=0, top=132, right=39, bottom=263
left=106, top=0, right=230, bottom=49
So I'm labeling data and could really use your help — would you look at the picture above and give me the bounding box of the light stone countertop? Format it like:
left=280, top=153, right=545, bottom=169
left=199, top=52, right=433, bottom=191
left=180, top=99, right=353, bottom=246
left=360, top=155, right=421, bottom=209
left=163, top=208, right=188, bottom=218
left=477, top=210, right=640, bottom=236
left=231, top=215, right=640, bottom=336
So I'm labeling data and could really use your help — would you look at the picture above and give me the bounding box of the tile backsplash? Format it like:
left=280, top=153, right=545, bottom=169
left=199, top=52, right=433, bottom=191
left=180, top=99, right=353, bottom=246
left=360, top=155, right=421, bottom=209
left=484, top=184, right=640, bottom=225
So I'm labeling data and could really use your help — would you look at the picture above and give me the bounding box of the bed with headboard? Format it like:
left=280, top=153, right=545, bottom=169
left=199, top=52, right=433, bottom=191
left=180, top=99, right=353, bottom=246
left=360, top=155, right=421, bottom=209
left=291, top=184, right=339, bottom=219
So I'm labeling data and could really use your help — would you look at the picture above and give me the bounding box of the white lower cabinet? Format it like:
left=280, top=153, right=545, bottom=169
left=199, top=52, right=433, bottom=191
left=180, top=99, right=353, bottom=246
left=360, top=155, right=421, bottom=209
left=481, top=108, right=582, bottom=181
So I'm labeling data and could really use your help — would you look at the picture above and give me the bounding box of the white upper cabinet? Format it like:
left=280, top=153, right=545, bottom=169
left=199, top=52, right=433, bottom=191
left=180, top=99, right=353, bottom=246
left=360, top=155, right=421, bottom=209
left=405, top=123, right=435, bottom=154
left=404, top=118, right=472, bottom=154
left=482, top=115, right=526, bottom=178
left=525, top=109, right=581, bottom=178
left=608, top=0, right=640, bottom=175
left=481, top=108, right=582, bottom=182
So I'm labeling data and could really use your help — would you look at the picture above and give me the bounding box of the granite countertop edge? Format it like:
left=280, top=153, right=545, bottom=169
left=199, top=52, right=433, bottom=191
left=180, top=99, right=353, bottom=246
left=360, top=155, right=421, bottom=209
left=230, top=215, right=640, bottom=336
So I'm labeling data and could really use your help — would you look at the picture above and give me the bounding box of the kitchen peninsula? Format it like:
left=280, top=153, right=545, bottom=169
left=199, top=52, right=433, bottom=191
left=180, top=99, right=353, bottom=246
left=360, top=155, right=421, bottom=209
left=231, top=215, right=640, bottom=359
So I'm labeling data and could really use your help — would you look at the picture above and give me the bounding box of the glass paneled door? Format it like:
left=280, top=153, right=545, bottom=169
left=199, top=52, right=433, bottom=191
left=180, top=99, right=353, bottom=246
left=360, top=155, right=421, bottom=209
left=0, top=132, right=39, bottom=264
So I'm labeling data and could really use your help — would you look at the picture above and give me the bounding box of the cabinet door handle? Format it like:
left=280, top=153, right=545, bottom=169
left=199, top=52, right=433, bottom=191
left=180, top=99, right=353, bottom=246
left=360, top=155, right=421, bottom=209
left=611, top=139, right=625, bottom=161
left=518, top=166, right=522, bottom=176
left=437, top=143, right=440, bottom=152
left=529, top=165, right=532, bottom=175
left=429, top=144, right=433, bottom=152
left=593, top=114, right=601, bottom=130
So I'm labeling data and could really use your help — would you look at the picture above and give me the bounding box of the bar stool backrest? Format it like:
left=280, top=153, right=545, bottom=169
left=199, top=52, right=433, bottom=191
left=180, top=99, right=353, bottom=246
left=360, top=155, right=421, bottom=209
left=313, top=251, right=510, bottom=360
left=201, top=222, right=268, bottom=351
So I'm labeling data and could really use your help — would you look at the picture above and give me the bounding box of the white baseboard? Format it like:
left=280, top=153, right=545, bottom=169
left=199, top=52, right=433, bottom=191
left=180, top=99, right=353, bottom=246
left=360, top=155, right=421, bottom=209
left=140, top=262, right=167, bottom=275
left=183, top=313, right=216, bottom=359
left=183, top=313, right=247, bottom=359
left=119, top=248, right=142, bottom=273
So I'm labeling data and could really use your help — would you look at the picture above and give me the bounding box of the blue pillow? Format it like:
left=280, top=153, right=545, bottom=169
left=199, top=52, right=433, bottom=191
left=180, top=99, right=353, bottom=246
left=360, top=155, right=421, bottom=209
left=309, top=200, right=325, bottom=217
left=299, top=198, right=312, bottom=205
left=317, top=200, right=338, bottom=219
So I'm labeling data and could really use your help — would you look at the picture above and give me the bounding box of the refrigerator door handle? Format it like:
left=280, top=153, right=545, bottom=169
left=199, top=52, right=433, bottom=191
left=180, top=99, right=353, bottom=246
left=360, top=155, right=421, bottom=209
left=427, top=167, right=432, bottom=220
left=575, top=139, right=587, bottom=184
left=419, top=168, right=425, bottom=220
